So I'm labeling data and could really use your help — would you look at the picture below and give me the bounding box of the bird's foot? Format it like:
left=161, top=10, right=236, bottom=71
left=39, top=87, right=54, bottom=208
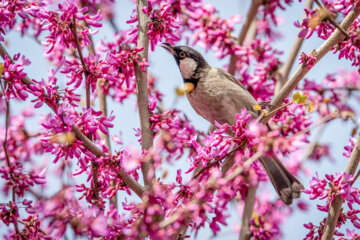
left=259, top=101, right=274, bottom=110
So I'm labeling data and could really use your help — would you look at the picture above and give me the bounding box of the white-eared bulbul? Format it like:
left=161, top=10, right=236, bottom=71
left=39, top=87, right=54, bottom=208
left=162, top=43, right=304, bottom=205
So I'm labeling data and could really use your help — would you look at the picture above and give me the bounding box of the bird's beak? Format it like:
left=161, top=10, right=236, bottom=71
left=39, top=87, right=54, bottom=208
left=161, top=42, right=176, bottom=55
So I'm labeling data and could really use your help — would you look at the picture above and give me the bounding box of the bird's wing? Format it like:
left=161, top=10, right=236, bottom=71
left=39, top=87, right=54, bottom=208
left=213, top=68, right=260, bottom=118
left=215, top=68, right=248, bottom=91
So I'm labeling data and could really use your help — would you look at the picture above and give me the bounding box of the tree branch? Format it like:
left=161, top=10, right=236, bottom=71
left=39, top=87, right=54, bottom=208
left=97, top=78, right=117, bottom=207
left=259, top=5, right=360, bottom=124
left=134, top=0, right=154, bottom=187
left=228, top=0, right=262, bottom=75
left=238, top=184, right=257, bottom=240
left=300, top=123, right=326, bottom=164
left=321, top=132, right=360, bottom=239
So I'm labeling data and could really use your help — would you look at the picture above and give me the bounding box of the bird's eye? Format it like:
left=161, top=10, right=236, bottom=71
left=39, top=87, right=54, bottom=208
left=179, top=52, right=186, bottom=58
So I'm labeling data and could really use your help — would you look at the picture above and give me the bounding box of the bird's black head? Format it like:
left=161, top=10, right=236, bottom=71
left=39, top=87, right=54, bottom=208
left=161, top=43, right=209, bottom=82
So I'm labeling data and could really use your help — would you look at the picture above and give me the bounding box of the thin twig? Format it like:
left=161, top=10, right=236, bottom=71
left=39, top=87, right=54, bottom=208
left=82, top=11, right=116, bottom=207
left=134, top=0, right=154, bottom=187
left=71, top=16, right=100, bottom=201
left=293, top=110, right=338, bottom=137
left=18, top=219, right=48, bottom=236
left=0, top=79, right=22, bottom=238
left=97, top=78, right=117, bottom=207
left=321, top=132, right=360, bottom=239
left=263, top=100, right=294, bottom=118
left=259, top=5, right=360, bottom=124
left=300, top=86, right=360, bottom=92
left=300, top=123, right=326, bottom=164
left=109, top=18, right=120, bottom=33
left=228, top=0, right=262, bottom=75
left=225, top=151, right=262, bottom=182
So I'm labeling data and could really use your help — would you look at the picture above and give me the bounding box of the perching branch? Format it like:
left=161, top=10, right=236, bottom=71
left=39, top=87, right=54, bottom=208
left=228, top=0, right=262, bottom=75
left=134, top=0, right=155, bottom=187
left=259, top=5, right=360, bottom=124
left=0, top=43, right=145, bottom=199
left=321, top=132, right=360, bottom=240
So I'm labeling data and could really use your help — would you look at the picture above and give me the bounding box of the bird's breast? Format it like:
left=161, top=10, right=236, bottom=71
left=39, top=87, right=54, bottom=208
left=186, top=80, right=249, bottom=126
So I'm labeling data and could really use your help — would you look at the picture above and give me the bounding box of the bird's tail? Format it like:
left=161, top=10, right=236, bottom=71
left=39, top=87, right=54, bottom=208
left=258, top=153, right=304, bottom=205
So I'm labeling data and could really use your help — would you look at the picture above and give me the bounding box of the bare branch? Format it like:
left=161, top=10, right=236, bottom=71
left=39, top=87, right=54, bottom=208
left=300, top=124, right=326, bottom=164
left=276, top=0, right=315, bottom=93
left=134, top=0, right=155, bottom=187
left=109, top=18, right=120, bottom=33
left=97, top=79, right=117, bottom=207
left=228, top=0, right=262, bottom=75
left=321, top=132, right=360, bottom=239
left=293, top=110, right=338, bottom=137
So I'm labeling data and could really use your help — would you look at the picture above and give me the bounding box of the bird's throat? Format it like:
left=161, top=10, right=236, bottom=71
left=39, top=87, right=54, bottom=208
left=179, top=58, right=197, bottom=79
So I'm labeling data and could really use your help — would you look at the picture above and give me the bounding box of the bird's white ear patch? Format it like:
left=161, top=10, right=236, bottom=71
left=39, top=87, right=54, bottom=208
left=179, top=58, right=197, bottom=79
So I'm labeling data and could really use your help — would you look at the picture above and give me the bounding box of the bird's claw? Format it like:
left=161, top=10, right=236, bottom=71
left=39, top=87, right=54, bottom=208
left=259, top=101, right=274, bottom=110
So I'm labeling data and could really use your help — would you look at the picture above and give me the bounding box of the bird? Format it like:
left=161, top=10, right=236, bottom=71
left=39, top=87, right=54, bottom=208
left=161, top=42, right=304, bottom=205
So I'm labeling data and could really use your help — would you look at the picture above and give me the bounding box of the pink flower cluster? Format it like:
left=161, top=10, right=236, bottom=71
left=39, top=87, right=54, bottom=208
left=295, top=8, right=335, bottom=40
left=41, top=2, right=102, bottom=54
left=2, top=54, right=30, bottom=100
left=303, top=172, right=360, bottom=238
left=299, top=51, right=317, bottom=69
left=234, top=39, right=283, bottom=101
left=183, top=3, right=241, bottom=57
left=127, top=2, right=180, bottom=51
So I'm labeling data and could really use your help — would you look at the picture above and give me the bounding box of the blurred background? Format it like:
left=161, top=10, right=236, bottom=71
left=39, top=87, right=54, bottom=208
left=2, top=0, right=358, bottom=239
